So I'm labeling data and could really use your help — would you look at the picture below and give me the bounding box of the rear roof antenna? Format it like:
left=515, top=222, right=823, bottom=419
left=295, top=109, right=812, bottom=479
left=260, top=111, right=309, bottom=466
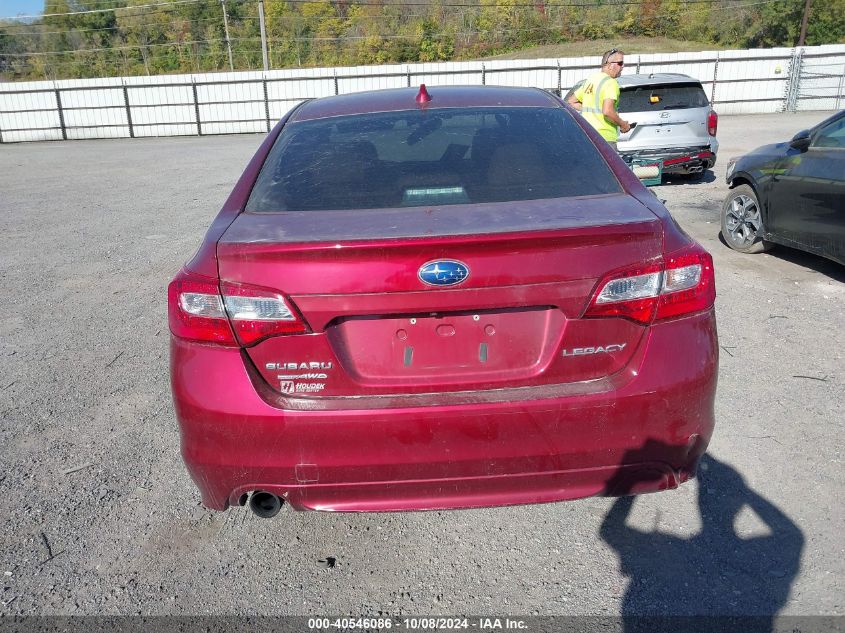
left=416, top=84, right=432, bottom=104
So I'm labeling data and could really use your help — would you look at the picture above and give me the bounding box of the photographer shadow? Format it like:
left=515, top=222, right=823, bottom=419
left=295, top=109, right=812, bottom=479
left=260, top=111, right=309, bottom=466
left=600, top=450, right=804, bottom=632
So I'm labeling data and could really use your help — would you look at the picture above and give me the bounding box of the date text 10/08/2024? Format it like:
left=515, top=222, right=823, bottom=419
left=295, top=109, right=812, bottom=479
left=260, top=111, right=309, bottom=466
left=307, top=618, right=528, bottom=631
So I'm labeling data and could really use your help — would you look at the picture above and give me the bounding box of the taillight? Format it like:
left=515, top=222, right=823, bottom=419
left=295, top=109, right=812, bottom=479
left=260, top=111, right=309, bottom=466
left=220, top=281, right=307, bottom=345
left=168, top=269, right=307, bottom=346
left=584, top=246, right=715, bottom=325
left=587, top=262, right=664, bottom=324
left=708, top=110, right=718, bottom=136
left=168, top=270, right=237, bottom=346
left=656, top=249, right=716, bottom=320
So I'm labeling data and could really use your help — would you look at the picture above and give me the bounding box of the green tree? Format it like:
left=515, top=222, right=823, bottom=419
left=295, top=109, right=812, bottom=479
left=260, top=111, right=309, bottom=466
left=265, top=0, right=310, bottom=67
left=301, top=0, right=343, bottom=66
left=0, top=21, right=34, bottom=78
left=748, top=0, right=845, bottom=46
left=116, top=0, right=177, bottom=75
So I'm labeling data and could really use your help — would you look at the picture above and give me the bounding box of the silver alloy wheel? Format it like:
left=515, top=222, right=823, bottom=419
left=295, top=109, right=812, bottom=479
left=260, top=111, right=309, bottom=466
left=724, top=193, right=762, bottom=247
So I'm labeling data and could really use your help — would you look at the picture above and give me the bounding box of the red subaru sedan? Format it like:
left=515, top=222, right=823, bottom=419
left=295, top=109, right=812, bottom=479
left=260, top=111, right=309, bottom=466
left=168, top=85, right=717, bottom=517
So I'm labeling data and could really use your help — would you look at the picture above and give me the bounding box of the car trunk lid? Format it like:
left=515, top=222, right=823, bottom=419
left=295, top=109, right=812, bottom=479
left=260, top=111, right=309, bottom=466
left=217, top=195, right=663, bottom=397
left=617, top=82, right=712, bottom=151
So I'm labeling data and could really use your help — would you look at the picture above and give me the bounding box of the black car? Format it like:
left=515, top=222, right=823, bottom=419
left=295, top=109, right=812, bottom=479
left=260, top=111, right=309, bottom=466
left=722, top=110, right=845, bottom=265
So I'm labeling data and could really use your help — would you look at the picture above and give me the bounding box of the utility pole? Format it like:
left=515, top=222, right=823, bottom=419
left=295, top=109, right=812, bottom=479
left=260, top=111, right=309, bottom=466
left=221, top=0, right=235, bottom=72
left=797, top=0, right=812, bottom=46
left=258, top=0, right=269, bottom=71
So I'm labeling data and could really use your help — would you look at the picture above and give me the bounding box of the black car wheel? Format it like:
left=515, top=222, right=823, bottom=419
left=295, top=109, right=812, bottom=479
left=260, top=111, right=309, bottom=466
left=721, top=184, right=773, bottom=254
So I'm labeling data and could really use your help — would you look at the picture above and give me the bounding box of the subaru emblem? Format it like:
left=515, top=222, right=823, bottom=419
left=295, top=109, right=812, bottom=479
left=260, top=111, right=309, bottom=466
left=418, top=260, right=470, bottom=287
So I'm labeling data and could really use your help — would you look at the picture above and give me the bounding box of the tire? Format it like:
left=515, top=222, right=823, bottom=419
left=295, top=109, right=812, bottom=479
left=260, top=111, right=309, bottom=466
left=721, top=184, right=773, bottom=254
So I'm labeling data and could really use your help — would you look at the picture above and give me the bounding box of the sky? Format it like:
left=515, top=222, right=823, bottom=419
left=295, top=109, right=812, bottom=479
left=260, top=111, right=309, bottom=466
left=2, top=0, right=44, bottom=19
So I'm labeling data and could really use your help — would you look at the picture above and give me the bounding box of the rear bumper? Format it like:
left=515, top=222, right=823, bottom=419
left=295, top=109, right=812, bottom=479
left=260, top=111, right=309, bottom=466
left=171, top=311, right=718, bottom=512
left=620, top=143, right=719, bottom=175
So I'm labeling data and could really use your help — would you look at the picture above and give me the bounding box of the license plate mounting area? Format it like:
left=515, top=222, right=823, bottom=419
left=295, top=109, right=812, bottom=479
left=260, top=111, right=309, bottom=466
left=328, top=307, right=563, bottom=384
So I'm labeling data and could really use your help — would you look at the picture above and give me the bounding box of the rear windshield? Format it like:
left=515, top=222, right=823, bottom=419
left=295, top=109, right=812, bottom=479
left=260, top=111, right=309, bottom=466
left=619, top=82, right=709, bottom=113
left=246, top=107, right=621, bottom=212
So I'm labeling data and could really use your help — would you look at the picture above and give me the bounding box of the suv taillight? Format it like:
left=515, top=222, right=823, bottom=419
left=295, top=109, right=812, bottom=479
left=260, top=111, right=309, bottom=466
left=708, top=110, right=718, bottom=136
left=584, top=246, right=715, bottom=325
left=168, top=269, right=307, bottom=346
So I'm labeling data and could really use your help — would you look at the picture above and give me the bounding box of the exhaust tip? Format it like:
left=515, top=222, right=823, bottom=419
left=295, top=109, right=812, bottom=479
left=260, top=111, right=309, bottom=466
left=249, top=491, right=283, bottom=518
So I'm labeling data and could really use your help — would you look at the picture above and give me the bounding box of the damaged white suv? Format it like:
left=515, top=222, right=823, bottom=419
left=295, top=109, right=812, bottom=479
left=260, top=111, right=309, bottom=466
left=566, top=73, right=719, bottom=179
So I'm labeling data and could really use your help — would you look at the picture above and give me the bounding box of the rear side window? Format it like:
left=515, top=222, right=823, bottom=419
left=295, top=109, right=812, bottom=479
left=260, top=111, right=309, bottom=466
left=619, top=83, right=709, bottom=112
left=246, top=107, right=621, bottom=212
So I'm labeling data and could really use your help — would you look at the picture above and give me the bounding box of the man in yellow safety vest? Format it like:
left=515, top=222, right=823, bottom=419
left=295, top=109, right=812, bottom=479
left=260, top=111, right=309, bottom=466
left=567, top=48, right=632, bottom=150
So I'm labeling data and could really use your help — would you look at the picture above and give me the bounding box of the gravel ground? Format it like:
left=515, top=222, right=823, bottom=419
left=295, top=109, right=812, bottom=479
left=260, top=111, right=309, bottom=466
left=0, top=111, right=842, bottom=618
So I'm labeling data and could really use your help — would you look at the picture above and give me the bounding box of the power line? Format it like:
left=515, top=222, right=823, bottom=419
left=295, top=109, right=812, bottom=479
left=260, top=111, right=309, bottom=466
left=279, top=0, right=787, bottom=7
left=0, top=5, right=209, bottom=27
left=1, top=0, right=209, bottom=21
left=2, top=16, right=259, bottom=37
left=2, top=11, right=452, bottom=37
left=1, top=36, right=265, bottom=56
left=0, top=0, right=795, bottom=79
left=0, top=0, right=792, bottom=53
left=0, top=0, right=794, bottom=20
left=0, top=0, right=788, bottom=60
left=703, top=0, right=791, bottom=7
left=42, top=0, right=171, bottom=6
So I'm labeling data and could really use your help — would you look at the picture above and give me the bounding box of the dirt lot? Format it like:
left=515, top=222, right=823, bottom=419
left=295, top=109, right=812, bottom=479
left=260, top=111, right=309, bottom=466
left=0, top=111, right=842, bottom=619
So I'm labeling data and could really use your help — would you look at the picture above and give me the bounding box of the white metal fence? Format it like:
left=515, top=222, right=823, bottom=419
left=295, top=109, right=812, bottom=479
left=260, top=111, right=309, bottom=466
left=1, top=44, right=843, bottom=143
